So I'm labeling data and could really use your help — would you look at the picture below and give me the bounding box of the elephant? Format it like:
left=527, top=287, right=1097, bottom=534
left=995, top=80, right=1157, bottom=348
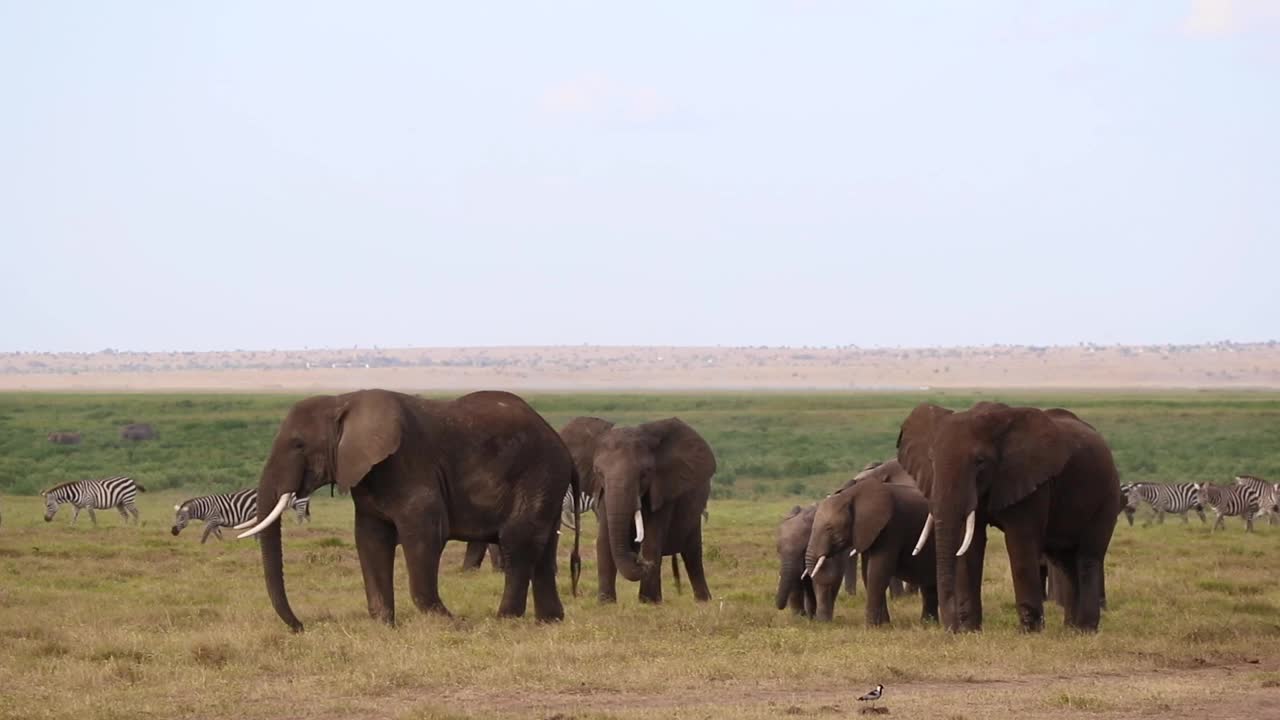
left=563, top=416, right=714, bottom=604
left=897, top=402, right=1121, bottom=633
left=776, top=505, right=844, bottom=620
left=831, top=458, right=918, bottom=596
left=236, top=389, right=582, bottom=631
left=805, top=480, right=938, bottom=626
left=461, top=542, right=505, bottom=572
left=119, top=423, right=156, bottom=441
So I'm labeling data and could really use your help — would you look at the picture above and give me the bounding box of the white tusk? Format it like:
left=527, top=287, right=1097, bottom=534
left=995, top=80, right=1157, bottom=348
left=912, top=513, right=934, bottom=556
left=237, top=493, right=294, bottom=539
left=800, top=569, right=810, bottom=579
left=956, top=510, right=976, bottom=556
left=634, top=509, right=645, bottom=543
left=231, top=519, right=257, bottom=530
left=812, top=555, right=826, bottom=577
left=849, top=548, right=858, bottom=557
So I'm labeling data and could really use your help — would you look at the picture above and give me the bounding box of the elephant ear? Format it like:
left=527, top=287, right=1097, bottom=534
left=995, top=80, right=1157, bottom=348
left=850, top=483, right=892, bottom=554
left=985, top=407, right=1074, bottom=513
left=560, top=417, right=615, bottom=496
left=646, top=417, right=715, bottom=512
left=896, top=403, right=953, bottom=499
left=334, top=391, right=403, bottom=491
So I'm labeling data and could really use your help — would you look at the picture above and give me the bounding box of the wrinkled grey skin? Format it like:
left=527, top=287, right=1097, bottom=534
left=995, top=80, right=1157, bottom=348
left=775, top=505, right=843, bottom=620
left=579, top=417, right=715, bottom=604
left=247, top=389, right=581, bottom=632
left=806, top=481, right=938, bottom=626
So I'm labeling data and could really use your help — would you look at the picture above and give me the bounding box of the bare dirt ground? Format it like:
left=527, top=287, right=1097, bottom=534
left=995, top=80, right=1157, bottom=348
left=2, top=342, right=1278, bottom=391
left=296, top=662, right=1280, bottom=719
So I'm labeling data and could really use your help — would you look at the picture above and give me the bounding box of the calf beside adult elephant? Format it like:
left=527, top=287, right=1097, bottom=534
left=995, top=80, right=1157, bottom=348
left=805, top=479, right=937, bottom=625
left=898, top=402, right=1121, bottom=633
left=775, top=504, right=844, bottom=620
left=560, top=416, right=715, bottom=604
left=237, top=389, right=581, bottom=631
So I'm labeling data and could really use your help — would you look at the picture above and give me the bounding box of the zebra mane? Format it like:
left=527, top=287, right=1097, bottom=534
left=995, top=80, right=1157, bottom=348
left=41, top=479, right=84, bottom=495
left=1235, top=474, right=1267, bottom=483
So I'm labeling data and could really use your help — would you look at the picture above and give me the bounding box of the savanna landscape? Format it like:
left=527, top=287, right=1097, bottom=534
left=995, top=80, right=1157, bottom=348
left=2, top=390, right=1278, bottom=719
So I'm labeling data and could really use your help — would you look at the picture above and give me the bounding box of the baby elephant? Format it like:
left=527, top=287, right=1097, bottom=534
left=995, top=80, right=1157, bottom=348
left=775, top=505, right=845, bottom=620
left=805, top=481, right=938, bottom=626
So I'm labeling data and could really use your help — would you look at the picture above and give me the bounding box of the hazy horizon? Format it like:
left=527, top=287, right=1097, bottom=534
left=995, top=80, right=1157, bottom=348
left=4, top=2, right=1278, bottom=354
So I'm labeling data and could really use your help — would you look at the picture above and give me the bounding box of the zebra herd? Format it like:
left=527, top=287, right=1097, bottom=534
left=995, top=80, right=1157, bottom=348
left=35, top=476, right=309, bottom=541
left=1121, top=475, right=1279, bottom=532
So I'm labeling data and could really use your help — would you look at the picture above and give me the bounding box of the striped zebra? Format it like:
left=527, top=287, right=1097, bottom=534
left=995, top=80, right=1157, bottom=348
left=172, top=490, right=310, bottom=543
left=1119, top=482, right=1136, bottom=526
left=1195, top=482, right=1260, bottom=533
left=1124, top=482, right=1206, bottom=525
left=1234, top=475, right=1279, bottom=526
left=41, top=476, right=145, bottom=526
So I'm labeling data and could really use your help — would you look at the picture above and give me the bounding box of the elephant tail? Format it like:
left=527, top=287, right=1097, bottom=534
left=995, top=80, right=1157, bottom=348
left=569, top=466, right=582, bottom=597
left=672, top=554, right=683, bottom=595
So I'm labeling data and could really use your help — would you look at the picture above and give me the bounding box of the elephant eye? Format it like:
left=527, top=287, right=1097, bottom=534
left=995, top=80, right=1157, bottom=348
left=291, top=438, right=305, bottom=450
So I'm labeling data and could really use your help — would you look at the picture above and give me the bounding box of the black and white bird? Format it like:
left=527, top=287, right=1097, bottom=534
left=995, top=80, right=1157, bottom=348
left=858, top=684, right=884, bottom=708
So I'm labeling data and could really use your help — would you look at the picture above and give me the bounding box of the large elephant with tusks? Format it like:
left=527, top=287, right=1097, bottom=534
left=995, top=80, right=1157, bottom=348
left=238, top=389, right=581, bottom=631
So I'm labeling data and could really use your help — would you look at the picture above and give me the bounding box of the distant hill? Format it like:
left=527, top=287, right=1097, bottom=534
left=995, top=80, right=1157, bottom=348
left=1, top=343, right=1277, bottom=391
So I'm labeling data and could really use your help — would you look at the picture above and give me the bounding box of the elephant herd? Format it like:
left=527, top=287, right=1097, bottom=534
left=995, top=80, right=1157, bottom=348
left=232, top=390, right=1121, bottom=635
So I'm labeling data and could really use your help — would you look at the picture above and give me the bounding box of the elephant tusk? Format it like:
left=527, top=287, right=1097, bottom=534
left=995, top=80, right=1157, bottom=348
left=956, top=510, right=976, bottom=557
left=800, top=569, right=810, bottom=579
left=849, top=548, right=858, bottom=557
left=634, top=509, right=645, bottom=543
left=237, top=493, right=294, bottom=539
left=812, top=555, right=826, bottom=577
left=231, top=519, right=257, bottom=530
left=912, top=513, right=934, bottom=556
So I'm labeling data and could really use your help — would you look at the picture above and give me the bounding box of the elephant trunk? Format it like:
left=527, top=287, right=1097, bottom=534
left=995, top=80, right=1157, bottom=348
left=776, top=557, right=804, bottom=610
left=259, top=507, right=303, bottom=632
left=607, top=498, right=650, bottom=582
left=934, top=516, right=961, bottom=632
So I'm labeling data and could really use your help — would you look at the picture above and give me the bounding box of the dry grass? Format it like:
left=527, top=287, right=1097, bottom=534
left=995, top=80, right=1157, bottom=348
left=1, top=491, right=1278, bottom=719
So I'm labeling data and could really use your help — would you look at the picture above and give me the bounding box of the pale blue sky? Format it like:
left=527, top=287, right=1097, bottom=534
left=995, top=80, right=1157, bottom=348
left=2, top=1, right=1277, bottom=352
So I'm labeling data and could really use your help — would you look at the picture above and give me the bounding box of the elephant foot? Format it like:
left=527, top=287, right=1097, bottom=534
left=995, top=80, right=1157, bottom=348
left=420, top=601, right=452, bottom=618
left=534, top=609, right=565, bottom=623
left=638, top=594, right=663, bottom=605
left=598, top=593, right=617, bottom=604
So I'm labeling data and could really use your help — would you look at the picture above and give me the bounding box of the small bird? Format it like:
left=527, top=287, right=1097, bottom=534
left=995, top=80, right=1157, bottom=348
left=858, top=684, right=884, bottom=709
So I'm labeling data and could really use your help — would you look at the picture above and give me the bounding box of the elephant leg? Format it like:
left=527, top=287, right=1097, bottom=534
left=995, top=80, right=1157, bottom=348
left=461, top=541, right=488, bottom=572
left=920, top=584, right=939, bottom=623
left=888, top=577, right=906, bottom=599
left=488, top=542, right=504, bottom=571
left=864, top=556, right=892, bottom=626
left=679, top=535, right=712, bottom=602
left=497, top=534, right=539, bottom=618
left=788, top=587, right=807, bottom=616
left=354, top=510, right=398, bottom=625
left=1073, top=554, right=1105, bottom=631
left=401, top=524, right=450, bottom=617
left=638, top=561, right=663, bottom=604
left=596, top=512, right=618, bottom=603
left=814, top=578, right=838, bottom=622
left=1003, top=530, right=1045, bottom=632
left=530, top=530, right=564, bottom=622
left=953, top=526, right=987, bottom=632
left=843, top=556, right=858, bottom=596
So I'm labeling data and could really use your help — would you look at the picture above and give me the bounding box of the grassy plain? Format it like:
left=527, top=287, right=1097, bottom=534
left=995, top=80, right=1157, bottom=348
left=1, top=392, right=1279, bottom=719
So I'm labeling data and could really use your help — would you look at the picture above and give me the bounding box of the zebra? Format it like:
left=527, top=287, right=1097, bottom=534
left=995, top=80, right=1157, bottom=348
left=1119, top=482, right=1136, bottom=526
left=41, top=476, right=145, bottom=526
left=1234, top=475, right=1278, bottom=526
left=172, top=490, right=311, bottom=543
left=1124, top=482, right=1206, bottom=525
left=1195, top=482, right=1260, bottom=533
